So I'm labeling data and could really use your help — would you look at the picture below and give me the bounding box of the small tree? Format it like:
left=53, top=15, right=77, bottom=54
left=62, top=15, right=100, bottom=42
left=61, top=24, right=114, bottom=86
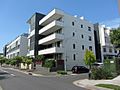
left=35, top=55, right=45, bottom=66
left=0, top=57, right=6, bottom=66
left=110, top=28, right=120, bottom=49
left=10, top=60, right=16, bottom=66
left=84, top=49, right=96, bottom=69
left=13, top=56, right=23, bottom=67
left=5, top=59, right=11, bottom=65
left=25, top=58, right=32, bottom=69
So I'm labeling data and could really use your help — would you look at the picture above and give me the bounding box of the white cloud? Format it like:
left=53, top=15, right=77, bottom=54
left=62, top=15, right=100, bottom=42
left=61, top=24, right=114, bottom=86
left=100, top=18, right=120, bottom=28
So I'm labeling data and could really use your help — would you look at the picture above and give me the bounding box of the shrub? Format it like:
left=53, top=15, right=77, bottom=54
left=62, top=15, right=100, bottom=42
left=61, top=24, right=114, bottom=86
left=57, top=71, right=67, bottom=75
left=115, top=57, right=120, bottom=75
left=5, top=59, right=11, bottom=65
left=91, top=67, right=113, bottom=80
left=44, top=59, right=55, bottom=68
left=10, top=60, right=16, bottom=66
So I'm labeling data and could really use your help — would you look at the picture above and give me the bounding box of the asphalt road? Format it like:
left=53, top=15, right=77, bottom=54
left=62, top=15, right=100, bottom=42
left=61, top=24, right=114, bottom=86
left=0, top=68, right=87, bottom=90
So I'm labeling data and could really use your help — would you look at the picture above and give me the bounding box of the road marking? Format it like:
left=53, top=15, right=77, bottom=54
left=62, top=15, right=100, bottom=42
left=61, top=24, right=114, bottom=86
left=10, top=74, right=16, bottom=77
left=0, top=69, right=9, bottom=73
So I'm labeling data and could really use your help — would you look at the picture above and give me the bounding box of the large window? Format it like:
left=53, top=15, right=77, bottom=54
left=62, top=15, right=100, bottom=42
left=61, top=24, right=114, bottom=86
left=73, top=44, right=75, bottom=49
left=114, top=49, right=117, bottom=53
left=88, top=26, right=91, bottom=31
left=72, top=22, right=74, bottom=26
left=30, top=35, right=35, bottom=50
left=73, top=54, right=76, bottom=60
left=81, top=24, right=83, bottom=28
left=81, top=34, right=84, bottom=38
left=109, top=48, right=112, bottom=53
left=103, top=48, right=106, bottom=52
left=82, top=45, right=84, bottom=50
left=89, top=46, right=92, bottom=51
left=29, top=17, right=35, bottom=32
left=89, top=36, right=92, bottom=41
left=73, top=32, right=75, bottom=37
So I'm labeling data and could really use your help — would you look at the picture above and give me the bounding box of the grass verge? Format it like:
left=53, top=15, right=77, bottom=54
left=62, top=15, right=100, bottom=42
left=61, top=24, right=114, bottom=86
left=95, top=84, right=120, bottom=90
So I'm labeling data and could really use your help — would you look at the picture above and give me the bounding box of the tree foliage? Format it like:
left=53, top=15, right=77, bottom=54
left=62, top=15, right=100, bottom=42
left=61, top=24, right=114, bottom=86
left=0, top=56, right=6, bottom=66
left=110, top=28, right=120, bottom=49
left=84, top=49, right=96, bottom=69
left=35, top=55, right=45, bottom=61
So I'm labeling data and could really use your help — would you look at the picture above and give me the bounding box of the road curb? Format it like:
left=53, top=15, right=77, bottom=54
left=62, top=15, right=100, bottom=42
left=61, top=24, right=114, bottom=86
left=73, top=80, right=111, bottom=90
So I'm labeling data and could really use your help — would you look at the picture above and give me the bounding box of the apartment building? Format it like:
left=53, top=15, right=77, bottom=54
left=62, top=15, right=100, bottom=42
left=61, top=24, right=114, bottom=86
left=94, top=23, right=119, bottom=62
left=5, top=33, right=28, bottom=59
left=27, top=13, right=45, bottom=57
left=35, top=9, right=95, bottom=70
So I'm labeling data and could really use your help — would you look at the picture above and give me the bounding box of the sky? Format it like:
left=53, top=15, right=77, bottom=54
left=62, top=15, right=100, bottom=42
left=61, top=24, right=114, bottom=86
left=0, top=0, right=120, bottom=53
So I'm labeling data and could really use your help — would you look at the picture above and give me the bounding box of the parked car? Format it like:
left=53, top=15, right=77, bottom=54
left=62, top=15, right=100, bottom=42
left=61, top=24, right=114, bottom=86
left=71, top=66, right=89, bottom=74
left=92, top=62, right=103, bottom=68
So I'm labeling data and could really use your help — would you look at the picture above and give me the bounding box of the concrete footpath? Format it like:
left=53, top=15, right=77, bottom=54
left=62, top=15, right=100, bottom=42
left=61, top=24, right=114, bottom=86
left=0, top=86, right=2, bottom=90
left=73, top=76, right=120, bottom=90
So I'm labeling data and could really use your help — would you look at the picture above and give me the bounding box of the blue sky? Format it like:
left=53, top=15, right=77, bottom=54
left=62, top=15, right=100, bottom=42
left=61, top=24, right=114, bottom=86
left=0, top=0, right=119, bottom=52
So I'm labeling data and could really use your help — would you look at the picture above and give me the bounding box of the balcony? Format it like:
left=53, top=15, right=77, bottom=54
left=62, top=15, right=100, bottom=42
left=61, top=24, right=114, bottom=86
left=28, top=29, right=35, bottom=39
left=27, top=50, right=34, bottom=56
left=38, top=33, right=63, bottom=45
left=38, top=47, right=63, bottom=55
left=39, top=20, right=63, bottom=35
left=39, top=9, right=64, bottom=26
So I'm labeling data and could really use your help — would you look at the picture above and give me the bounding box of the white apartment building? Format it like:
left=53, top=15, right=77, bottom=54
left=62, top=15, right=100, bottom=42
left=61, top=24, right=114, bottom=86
left=6, top=33, right=28, bottom=59
left=38, top=9, right=95, bottom=70
left=94, top=23, right=119, bottom=62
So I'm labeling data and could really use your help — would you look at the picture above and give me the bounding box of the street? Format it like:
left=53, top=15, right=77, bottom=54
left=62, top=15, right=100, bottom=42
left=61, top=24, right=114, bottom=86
left=0, top=68, right=87, bottom=90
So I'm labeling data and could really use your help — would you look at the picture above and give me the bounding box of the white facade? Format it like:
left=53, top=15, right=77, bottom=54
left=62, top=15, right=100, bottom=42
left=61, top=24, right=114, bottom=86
left=6, top=33, right=28, bottom=59
left=38, top=9, right=95, bottom=70
left=94, top=24, right=119, bottom=62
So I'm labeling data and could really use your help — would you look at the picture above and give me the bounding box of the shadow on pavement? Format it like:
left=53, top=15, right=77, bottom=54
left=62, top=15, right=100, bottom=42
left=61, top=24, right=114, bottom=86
left=0, top=76, right=9, bottom=80
left=0, top=72, right=10, bottom=80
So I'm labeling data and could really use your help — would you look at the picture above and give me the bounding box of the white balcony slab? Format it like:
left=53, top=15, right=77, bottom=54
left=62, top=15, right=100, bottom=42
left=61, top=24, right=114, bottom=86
left=28, top=29, right=35, bottom=39
left=38, top=47, right=63, bottom=55
left=39, top=9, right=64, bottom=26
left=38, top=33, right=63, bottom=45
left=39, top=20, right=63, bottom=35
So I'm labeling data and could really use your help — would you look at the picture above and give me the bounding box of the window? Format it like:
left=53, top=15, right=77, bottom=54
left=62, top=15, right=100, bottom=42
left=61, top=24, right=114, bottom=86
left=82, top=45, right=84, bottom=50
left=17, top=52, right=19, bottom=56
left=81, top=34, right=84, bottom=38
left=16, top=41, right=18, bottom=46
left=73, top=54, right=76, bottom=60
left=89, top=36, right=92, bottom=41
left=56, top=28, right=62, bottom=34
left=89, top=46, right=92, bottom=51
left=103, top=48, right=106, bottom=52
left=104, top=56, right=107, bottom=59
left=114, top=49, right=117, bottom=53
left=81, top=24, right=83, bottom=28
left=88, top=26, right=91, bottom=31
left=57, top=41, right=61, bottom=47
left=73, top=32, right=75, bottom=37
left=73, top=44, right=75, bottom=49
left=72, top=22, right=74, bottom=26
left=109, top=48, right=112, bottom=53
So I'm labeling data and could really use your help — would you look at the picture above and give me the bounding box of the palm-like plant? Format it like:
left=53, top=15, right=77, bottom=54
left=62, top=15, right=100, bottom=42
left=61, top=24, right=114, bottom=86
left=84, top=49, right=96, bottom=69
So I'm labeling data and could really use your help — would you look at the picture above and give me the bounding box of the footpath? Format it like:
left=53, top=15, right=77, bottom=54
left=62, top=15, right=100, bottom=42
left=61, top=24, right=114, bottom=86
left=1, top=66, right=74, bottom=77
left=73, top=76, right=120, bottom=90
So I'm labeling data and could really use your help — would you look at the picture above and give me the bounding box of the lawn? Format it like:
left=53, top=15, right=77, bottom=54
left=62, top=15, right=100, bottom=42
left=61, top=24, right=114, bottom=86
left=95, top=84, right=120, bottom=90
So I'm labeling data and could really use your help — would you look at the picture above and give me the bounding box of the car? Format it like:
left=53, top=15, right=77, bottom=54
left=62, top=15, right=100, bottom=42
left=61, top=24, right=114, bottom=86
left=92, top=62, right=103, bottom=67
left=71, top=66, right=89, bottom=74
